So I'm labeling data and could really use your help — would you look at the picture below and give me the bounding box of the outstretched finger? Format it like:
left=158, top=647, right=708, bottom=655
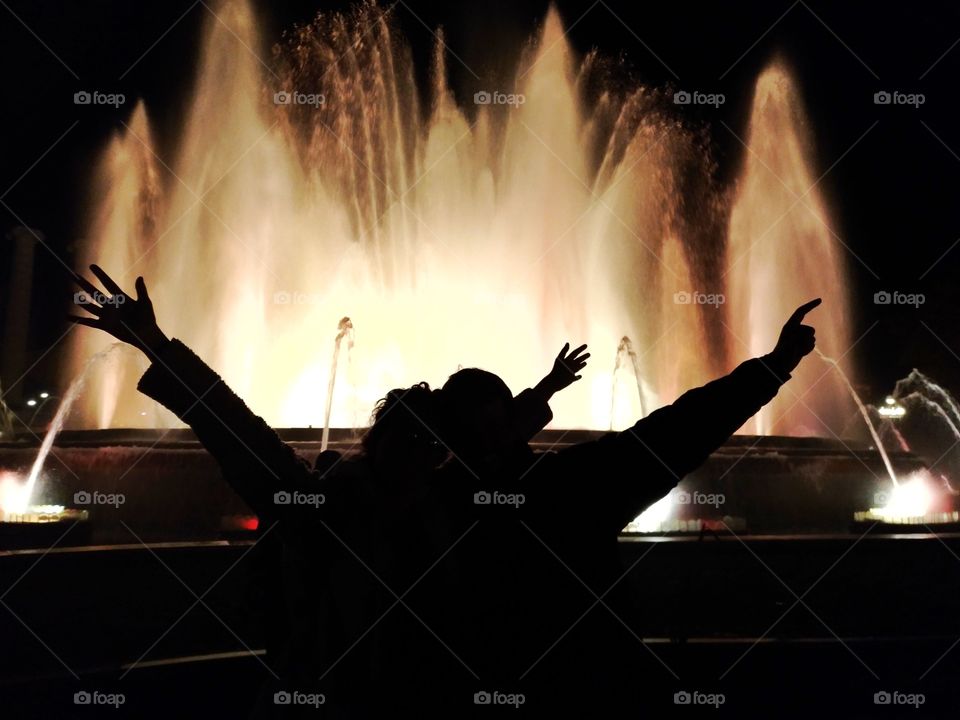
left=134, top=276, right=151, bottom=304
left=568, top=343, right=588, bottom=358
left=90, top=264, right=126, bottom=298
left=556, top=342, right=570, bottom=360
left=788, top=298, right=822, bottom=325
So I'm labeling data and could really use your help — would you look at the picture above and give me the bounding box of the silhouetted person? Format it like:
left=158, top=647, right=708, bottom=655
left=249, top=382, right=448, bottom=716
left=432, top=298, right=821, bottom=712
left=68, top=265, right=587, bottom=716
left=69, top=265, right=818, bottom=714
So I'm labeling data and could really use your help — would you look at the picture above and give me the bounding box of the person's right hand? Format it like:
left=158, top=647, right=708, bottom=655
left=770, top=298, right=821, bottom=375
left=68, top=265, right=169, bottom=357
left=540, top=342, right=590, bottom=396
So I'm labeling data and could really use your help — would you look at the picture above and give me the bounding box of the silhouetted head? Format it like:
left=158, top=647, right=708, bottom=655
left=441, top=368, right=520, bottom=470
left=361, top=382, right=448, bottom=479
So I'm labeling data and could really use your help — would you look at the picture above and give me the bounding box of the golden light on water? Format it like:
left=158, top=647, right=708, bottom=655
left=0, top=470, right=30, bottom=516
left=859, top=470, right=946, bottom=524
left=65, top=1, right=853, bottom=433
left=0, top=471, right=78, bottom=523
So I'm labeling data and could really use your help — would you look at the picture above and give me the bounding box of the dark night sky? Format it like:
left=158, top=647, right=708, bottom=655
left=1, top=0, right=959, bottom=401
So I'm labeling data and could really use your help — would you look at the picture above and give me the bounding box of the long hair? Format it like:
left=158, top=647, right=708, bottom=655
left=360, top=382, right=444, bottom=458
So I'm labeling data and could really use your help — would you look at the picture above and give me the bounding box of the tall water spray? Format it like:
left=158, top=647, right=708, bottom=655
left=67, top=1, right=854, bottom=434
left=727, top=63, right=854, bottom=437
left=322, top=317, right=354, bottom=451
left=10, top=344, right=129, bottom=514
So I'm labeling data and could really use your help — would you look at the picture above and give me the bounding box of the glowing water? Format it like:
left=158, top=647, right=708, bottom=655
left=609, top=336, right=646, bottom=430
left=322, top=317, right=354, bottom=451
left=8, top=344, right=127, bottom=514
left=727, top=63, right=853, bottom=437
left=884, top=369, right=960, bottom=494
left=894, top=370, right=960, bottom=439
left=816, top=348, right=897, bottom=486
left=67, top=1, right=853, bottom=433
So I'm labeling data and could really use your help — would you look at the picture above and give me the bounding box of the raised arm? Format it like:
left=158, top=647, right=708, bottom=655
left=554, top=300, right=821, bottom=534
left=69, top=266, right=321, bottom=519
left=514, top=342, right=590, bottom=441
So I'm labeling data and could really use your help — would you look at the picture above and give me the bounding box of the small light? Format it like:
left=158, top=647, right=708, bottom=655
left=878, top=399, right=906, bottom=418
left=39, top=392, right=49, bottom=399
left=26, top=399, right=36, bottom=407
left=140, top=412, right=147, bottom=416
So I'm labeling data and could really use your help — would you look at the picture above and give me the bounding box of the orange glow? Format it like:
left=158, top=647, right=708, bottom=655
left=67, top=2, right=852, bottom=434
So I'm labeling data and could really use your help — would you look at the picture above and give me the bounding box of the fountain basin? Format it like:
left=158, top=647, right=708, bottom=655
left=0, top=430, right=942, bottom=549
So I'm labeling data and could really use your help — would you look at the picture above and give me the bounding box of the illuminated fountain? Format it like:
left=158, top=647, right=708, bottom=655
left=5, top=1, right=952, bottom=538
left=0, top=347, right=120, bottom=529
left=857, top=369, right=960, bottom=526
left=64, top=0, right=855, bottom=435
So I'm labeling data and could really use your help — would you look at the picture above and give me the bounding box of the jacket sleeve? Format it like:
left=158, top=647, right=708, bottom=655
left=136, top=339, right=320, bottom=521
left=513, top=388, right=553, bottom=442
left=552, top=354, right=791, bottom=535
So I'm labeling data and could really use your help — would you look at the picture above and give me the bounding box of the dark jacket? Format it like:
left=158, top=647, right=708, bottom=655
left=136, top=340, right=554, bottom=716
left=137, top=339, right=790, bottom=715
left=429, top=352, right=791, bottom=712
